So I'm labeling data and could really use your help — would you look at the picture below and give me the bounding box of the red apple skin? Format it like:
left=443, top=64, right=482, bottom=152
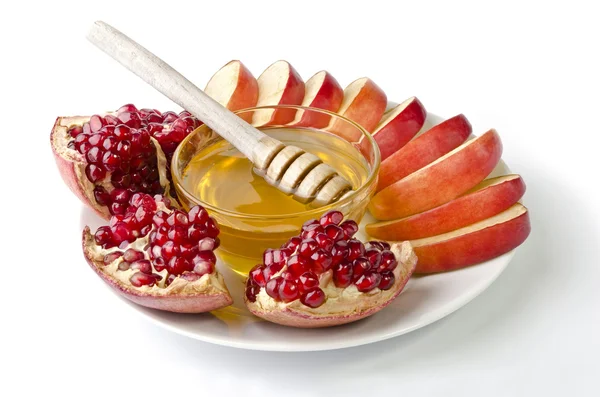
left=255, top=60, right=305, bottom=125
left=373, top=97, right=427, bottom=161
left=412, top=206, right=531, bottom=273
left=370, top=129, right=503, bottom=221
left=330, top=77, right=387, bottom=141
left=292, top=71, right=343, bottom=128
left=366, top=175, right=526, bottom=240
left=377, top=114, right=472, bottom=192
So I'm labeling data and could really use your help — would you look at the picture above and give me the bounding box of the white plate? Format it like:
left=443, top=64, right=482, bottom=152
left=80, top=113, right=516, bottom=352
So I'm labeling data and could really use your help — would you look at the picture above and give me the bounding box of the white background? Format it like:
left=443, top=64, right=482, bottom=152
left=1, top=0, right=599, bottom=396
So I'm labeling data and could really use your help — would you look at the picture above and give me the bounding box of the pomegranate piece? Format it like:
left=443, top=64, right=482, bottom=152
left=51, top=104, right=203, bottom=220
left=244, top=211, right=418, bottom=328
left=82, top=193, right=232, bottom=313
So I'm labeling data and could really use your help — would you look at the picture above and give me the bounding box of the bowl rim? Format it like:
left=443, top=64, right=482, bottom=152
left=171, top=105, right=381, bottom=220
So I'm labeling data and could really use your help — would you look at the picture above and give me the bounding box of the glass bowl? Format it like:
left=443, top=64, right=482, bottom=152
left=171, top=105, right=380, bottom=275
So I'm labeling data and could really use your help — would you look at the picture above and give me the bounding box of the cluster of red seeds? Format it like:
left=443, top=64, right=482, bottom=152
left=245, top=211, right=398, bottom=308
left=95, top=193, right=219, bottom=288
left=67, top=104, right=201, bottom=215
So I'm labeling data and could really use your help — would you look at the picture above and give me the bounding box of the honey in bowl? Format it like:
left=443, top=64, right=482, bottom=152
left=172, top=106, right=380, bottom=276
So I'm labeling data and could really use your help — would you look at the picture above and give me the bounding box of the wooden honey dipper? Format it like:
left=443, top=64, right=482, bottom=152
left=87, top=21, right=353, bottom=207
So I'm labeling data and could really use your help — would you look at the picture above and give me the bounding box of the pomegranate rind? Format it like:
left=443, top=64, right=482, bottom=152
left=51, top=116, right=110, bottom=219
left=82, top=227, right=233, bottom=313
left=51, top=116, right=172, bottom=220
left=245, top=241, right=417, bottom=328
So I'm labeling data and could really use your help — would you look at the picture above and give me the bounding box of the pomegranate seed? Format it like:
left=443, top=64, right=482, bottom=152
left=151, top=245, right=162, bottom=259
left=123, top=249, right=144, bottom=263
left=85, top=164, right=106, bottom=182
left=93, top=186, right=111, bottom=206
left=333, top=261, right=353, bottom=288
left=188, top=223, right=208, bottom=240
left=103, top=251, right=122, bottom=266
left=198, top=237, right=216, bottom=251
left=89, top=115, right=105, bottom=133
left=298, top=271, right=319, bottom=292
left=104, top=114, right=120, bottom=125
left=152, top=210, right=168, bottom=227
left=301, top=223, right=324, bottom=240
left=324, top=224, right=344, bottom=241
left=111, top=188, right=130, bottom=204
left=117, top=104, right=138, bottom=114
left=278, top=279, right=299, bottom=302
left=102, top=136, right=117, bottom=151
left=331, top=240, right=348, bottom=266
left=302, top=219, right=320, bottom=230
left=118, top=262, right=130, bottom=271
left=263, top=262, right=285, bottom=281
left=167, top=226, right=187, bottom=244
left=153, top=257, right=166, bottom=272
left=111, top=222, right=131, bottom=243
left=205, top=219, right=219, bottom=238
left=110, top=202, right=127, bottom=216
left=340, top=220, right=359, bottom=238
left=130, top=260, right=153, bottom=274
left=315, top=233, right=334, bottom=251
left=355, top=271, right=382, bottom=292
left=161, top=241, right=180, bottom=260
left=129, top=272, right=156, bottom=287
left=365, top=249, right=382, bottom=268
left=310, top=249, right=333, bottom=272
left=378, top=250, right=397, bottom=272
left=113, top=125, right=132, bottom=141
left=167, top=257, right=191, bottom=275
left=319, top=210, right=343, bottom=226
left=110, top=170, right=131, bottom=188
left=301, top=288, right=326, bottom=308
left=347, top=239, right=365, bottom=261
left=286, top=255, right=309, bottom=278
left=245, top=284, right=260, bottom=302
left=167, top=210, right=189, bottom=226
left=145, top=113, right=163, bottom=123
left=249, top=265, right=267, bottom=287
left=180, top=243, right=198, bottom=259
left=352, top=258, right=371, bottom=281
left=180, top=272, right=201, bottom=282
left=188, top=206, right=209, bottom=224
left=282, top=236, right=302, bottom=251
left=193, top=251, right=216, bottom=265
left=68, top=125, right=83, bottom=138
left=118, top=112, right=142, bottom=128
left=134, top=206, right=153, bottom=225
left=193, top=258, right=214, bottom=276
left=299, top=239, right=319, bottom=258
left=85, top=147, right=102, bottom=164
left=378, top=271, right=395, bottom=290
left=88, top=134, right=104, bottom=147
left=162, top=111, right=178, bottom=123
left=265, top=277, right=282, bottom=300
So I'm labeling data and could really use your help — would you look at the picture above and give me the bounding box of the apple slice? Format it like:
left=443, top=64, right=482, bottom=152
left=328, top=77, right=387, bottom=140
left=410, top=203, right=531, bottom=273
left=370, top=129, right=503, bottom=221
left=252, top=60, right=305, bottom=126
left=289, top=70, right=343, bottom=128
left=205, top=60, right=258, bottom=113
left=366, top=175, right=526, bottom=240
left=377, top=114, right=472, bottom=192
left=372, top=97, right=427, bottom=161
